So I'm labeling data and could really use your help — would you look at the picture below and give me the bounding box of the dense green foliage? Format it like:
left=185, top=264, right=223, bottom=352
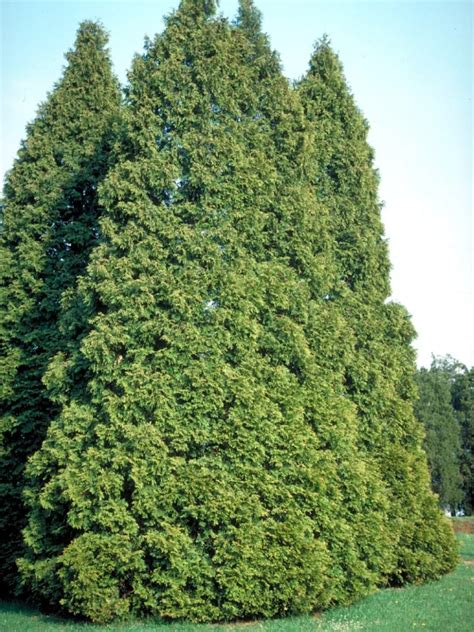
left=1, top=529, right=473, bottom=631
left=453, top=367, right=474, bottom=514
left=19, top=2, right=383, bottom=621
left=0, top=22, right=121, bottom=595
left=1, top=0, right=458, bottom=624
left=415, top=357, right=473, bottom=515
left=297, top=37, right=457, bottom=585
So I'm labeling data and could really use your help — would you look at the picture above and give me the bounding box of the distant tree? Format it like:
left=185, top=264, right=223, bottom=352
left=415, top=359, right=463, bottom=514
left=0, top=21, right=121, bottom=595
left=416, top=357, right=473, bottom=515
left=452, top=366, right=474, bottom=514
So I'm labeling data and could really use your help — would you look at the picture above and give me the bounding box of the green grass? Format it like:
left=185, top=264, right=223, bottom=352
left=458, top=533, right=474, bottom=560
left=2, top=533, right=473, bottom=632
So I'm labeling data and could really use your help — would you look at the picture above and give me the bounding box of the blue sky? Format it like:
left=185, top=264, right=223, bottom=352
left=1, top=0, right=472, bottom=368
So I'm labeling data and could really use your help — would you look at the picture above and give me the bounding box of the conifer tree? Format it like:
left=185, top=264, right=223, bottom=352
left=0, top=21, right=121, bottom=594
left=20, top=0, right=393, bottom=622
left=298, top=38, right=457, bottom=584
left=236, top=0, right=395, bottom=601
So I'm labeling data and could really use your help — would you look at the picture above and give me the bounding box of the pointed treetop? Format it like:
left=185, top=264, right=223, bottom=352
left=236, top=0, right=262, bottom=34
left=178, top=0, right=218, bottom=18
left=315, top=32, right=331, bottom=49
left=72, top=20, right=109, bottom=52
left=235, top=0, right=280, bottom=70
left=64, top=20, right=111, bottom=69
left=307, top=34, right=345, bottom=80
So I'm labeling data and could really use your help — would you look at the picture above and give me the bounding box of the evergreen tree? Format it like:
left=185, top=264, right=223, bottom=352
left=298, top=37, right=458, bottom=585
left=20, top=0, right=392, bottom=622
left=415, top=360, right=463, bottom=514
left=236, top=1, right=396, bottom=601
left=0, top=21, right=121, bottom=594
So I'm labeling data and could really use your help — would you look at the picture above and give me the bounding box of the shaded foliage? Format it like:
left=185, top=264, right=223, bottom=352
left=416, top=357, right=473, bottom=515
left=0, top=21, right=121, bottom=595
left=452, top=367, right=474, bottom=514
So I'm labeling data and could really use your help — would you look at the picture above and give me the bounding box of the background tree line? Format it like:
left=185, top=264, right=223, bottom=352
left=415, top=357, right=473, bottom=516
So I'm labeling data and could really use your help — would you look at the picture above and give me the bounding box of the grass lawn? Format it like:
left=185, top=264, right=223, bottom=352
left=1, top=525, right=473, bottom=632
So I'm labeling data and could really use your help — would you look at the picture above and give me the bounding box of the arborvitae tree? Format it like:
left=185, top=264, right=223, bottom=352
left=20, top=0, right=394, bottom=623
left=0, top=21, right=121, bottom=595
left=298, top=38, right=457, bottom=584
left=236, top=1, right=395, bottom=602
left=452, top=366, right=474, bottom=514
left=415, top=360, right=463, bottom=514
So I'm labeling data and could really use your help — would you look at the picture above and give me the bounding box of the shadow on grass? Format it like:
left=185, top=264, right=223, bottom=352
left=0, top=600, right=89, bottom=628
left=0, top=600, right=228, bottom=631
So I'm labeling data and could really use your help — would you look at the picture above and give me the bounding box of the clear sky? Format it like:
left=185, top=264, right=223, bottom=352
left=1, top=0, right=472, bottom=368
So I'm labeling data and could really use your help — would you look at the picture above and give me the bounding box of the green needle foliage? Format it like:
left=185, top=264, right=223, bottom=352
left=0, top=21, right=121, bottom=595
left=298, top=37, right=457, bottom=586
